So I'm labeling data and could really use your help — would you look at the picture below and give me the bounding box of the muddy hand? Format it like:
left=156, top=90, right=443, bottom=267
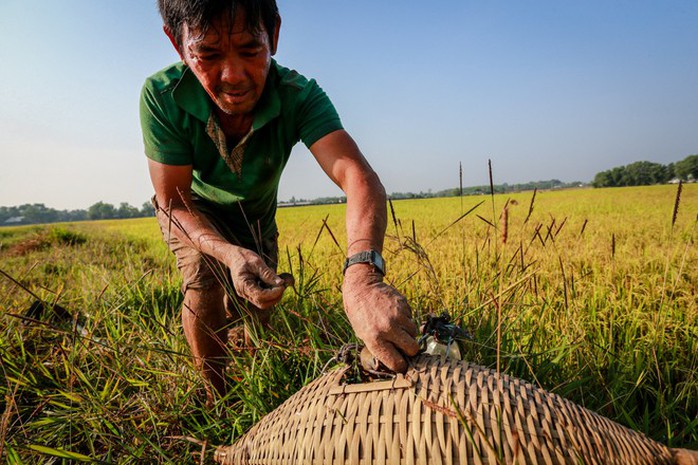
left=228, top=247, right=292, bottom=309
left=342, top=268, right=420, bottom=373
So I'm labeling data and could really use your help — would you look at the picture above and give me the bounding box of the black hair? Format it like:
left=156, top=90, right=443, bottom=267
left=158, top=0, right=279, bottom=48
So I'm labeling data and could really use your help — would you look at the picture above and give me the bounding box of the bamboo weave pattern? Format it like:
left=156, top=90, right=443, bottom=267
left=215, top=354, right=687, bottom=464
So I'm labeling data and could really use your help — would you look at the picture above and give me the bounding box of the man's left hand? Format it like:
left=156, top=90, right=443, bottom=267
left=342, top=266, right=420, bottom=373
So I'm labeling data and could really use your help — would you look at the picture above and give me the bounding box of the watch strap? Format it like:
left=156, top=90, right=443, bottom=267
left=343, top=249, right=385, bottom=275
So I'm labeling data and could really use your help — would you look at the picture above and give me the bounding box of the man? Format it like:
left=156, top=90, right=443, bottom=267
left=140, top=0, right=419, bottom=403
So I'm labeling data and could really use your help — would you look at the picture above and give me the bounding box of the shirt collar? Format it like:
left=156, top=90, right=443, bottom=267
left=172, top=60, right=281, bottom=130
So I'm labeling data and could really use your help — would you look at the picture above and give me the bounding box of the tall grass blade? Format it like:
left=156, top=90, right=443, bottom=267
left=308, top=214, right=329, bottom=259
left=27, top=445, right=94, bottom=462
left=321, top=217, right=343, bottom=253
left=429, top=201, right=485, bottom=244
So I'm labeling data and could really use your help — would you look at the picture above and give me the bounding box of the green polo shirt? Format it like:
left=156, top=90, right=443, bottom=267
left=140, top=60, right=343, bottom=245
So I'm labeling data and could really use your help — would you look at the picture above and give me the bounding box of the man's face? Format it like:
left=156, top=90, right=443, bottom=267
left=176, top=9, right=278, bottom=116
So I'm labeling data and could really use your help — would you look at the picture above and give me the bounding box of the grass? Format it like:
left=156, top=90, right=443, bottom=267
left=0, top=184, right=696, bottom=463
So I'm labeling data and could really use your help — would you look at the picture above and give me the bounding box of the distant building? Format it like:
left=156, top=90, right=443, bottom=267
left=4, top=216, right=24, bottom=224
left=669, top=177, right=695, bottom=184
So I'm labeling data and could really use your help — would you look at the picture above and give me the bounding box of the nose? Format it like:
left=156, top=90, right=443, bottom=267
left=219, top=59, right=246, bottom=87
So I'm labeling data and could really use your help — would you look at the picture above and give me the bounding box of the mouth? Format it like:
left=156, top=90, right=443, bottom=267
left=220, top=88, right=251, bottom=102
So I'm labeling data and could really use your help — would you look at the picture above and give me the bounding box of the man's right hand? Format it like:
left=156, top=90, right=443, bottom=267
left=226, top=246, right=288, bottom=309
left=148, top=161, right=291, bottom=309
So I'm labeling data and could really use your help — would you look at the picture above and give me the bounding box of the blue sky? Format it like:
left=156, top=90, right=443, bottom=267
left=1, top=0, right=697, bottom=210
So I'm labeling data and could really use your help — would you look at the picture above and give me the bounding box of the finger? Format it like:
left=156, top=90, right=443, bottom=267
left=392, top=310, right=419, bottom=338
left=392, top=296, right=418, bottom=335
left=236, top=277, right=258, bottom=301
left=407, top=321, right=419, bottom=337
left=256, top=263, right=284, bottom=287
left=397, top=316, right=419, bottom=338
left=236, top=274, right=281, bottom=304
left=367, top=340, right=408, bottom=374
left=390, top=327, right=420, bottom=357
left=254, top=285, right=287, bottom=308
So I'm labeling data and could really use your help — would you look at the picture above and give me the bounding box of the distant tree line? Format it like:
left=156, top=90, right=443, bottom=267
left=277, top=179, right=585, bottom=208
left=592, top=154, right=697, bottom=188
left=1, top=201, right=155, bottom=226
left=278, top=196, right=346, bottom=206
left=389, top=179, right=584, bottom=200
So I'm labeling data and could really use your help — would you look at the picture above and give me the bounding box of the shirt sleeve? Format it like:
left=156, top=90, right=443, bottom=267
left=296, top=79, right=344, bottom=148
left=139, top=80, right=194, bottom=166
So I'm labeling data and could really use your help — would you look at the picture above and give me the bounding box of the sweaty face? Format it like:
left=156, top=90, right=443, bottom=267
left=180, top=10, right=274, bottom=116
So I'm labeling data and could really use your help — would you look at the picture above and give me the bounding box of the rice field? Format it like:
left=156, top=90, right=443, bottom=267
left=0, top=184, right=696, bottom=463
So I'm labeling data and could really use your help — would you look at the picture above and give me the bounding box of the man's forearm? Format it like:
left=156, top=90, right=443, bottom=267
left=157, top=199, right=237, bottom=265
left=307, top=129, right=419, bottom=372
left=344, top=170, right=388, bottom=257
left=306, top=130, right=388, bottom=259
left=148, top=159, right=240, bottom=266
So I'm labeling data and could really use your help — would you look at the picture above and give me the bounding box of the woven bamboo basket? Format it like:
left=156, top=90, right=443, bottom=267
left=215, top=354, right=696, bottom=464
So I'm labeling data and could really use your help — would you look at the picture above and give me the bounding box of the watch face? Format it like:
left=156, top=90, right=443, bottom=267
left=370, top=250, right=385, bottom=275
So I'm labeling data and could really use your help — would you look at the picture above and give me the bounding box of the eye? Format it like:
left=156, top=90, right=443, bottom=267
left=198, top=53, right=220, bottom=61
left=240, top=47, right=262, bottom=58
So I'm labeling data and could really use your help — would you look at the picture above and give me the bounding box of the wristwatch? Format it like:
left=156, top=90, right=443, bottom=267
left=343, top=249, right=386, bottom=276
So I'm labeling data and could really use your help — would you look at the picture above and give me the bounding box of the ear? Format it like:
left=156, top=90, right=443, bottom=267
left=270, top=15, right=281, bottom=56
left=163, top=25, right=185, bottom=61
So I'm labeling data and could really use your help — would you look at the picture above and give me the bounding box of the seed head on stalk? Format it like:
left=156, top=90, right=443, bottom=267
left=671, top=180, right=683, bottom=229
